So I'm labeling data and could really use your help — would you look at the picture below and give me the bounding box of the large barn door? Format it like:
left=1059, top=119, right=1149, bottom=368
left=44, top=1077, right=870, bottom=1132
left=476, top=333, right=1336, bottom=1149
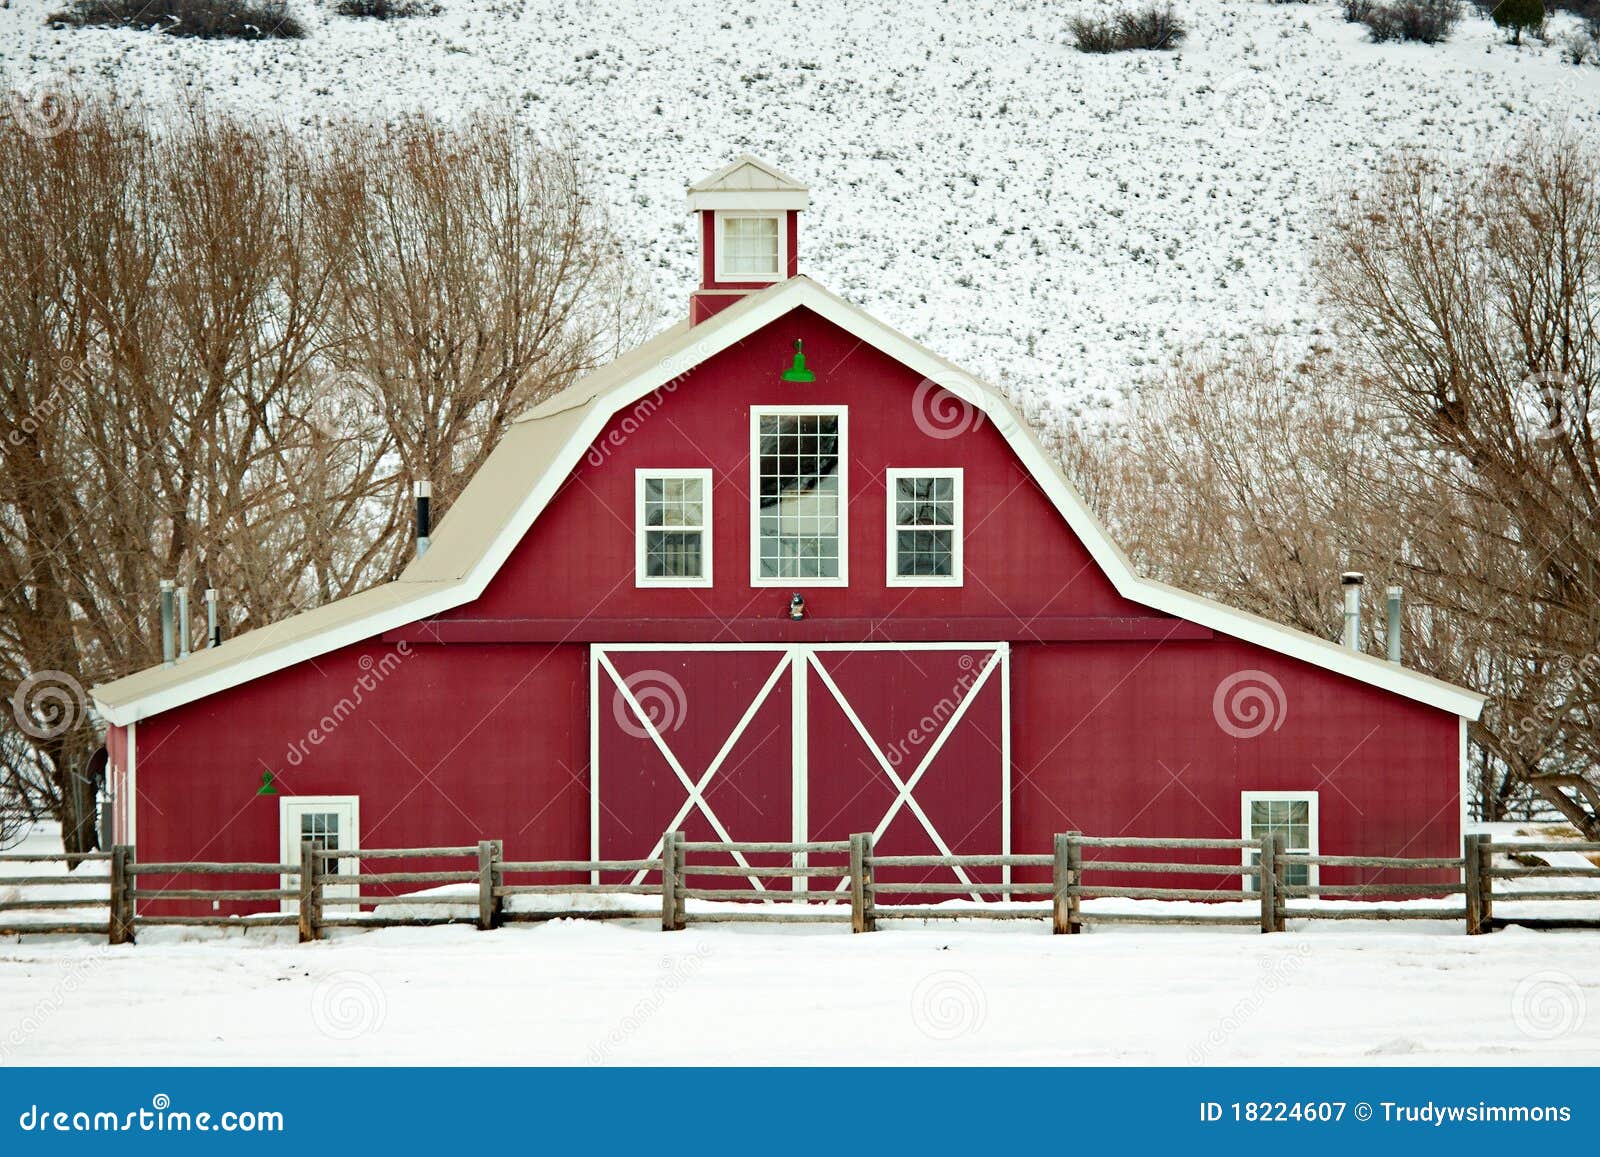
left=805, top=645, right=1009, bottom=900
left=592, top=647, right=795, bottom=891
left=590, top=643, right=1009, bottom=898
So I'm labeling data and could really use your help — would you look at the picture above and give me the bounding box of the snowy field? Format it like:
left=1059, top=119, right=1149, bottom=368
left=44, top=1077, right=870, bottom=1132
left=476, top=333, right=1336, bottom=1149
left=5, top=0, right=1600, bottom=426
left=3, top=824, right=1599, bottom=1065
left=1, top=915, right=1597, bottom=1065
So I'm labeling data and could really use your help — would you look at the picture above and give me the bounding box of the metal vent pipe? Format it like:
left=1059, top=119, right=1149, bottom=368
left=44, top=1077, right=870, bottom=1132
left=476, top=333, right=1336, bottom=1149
left=414, top=480, right=432, bottom=558
left=1341, top=572, right=1364, bottom=652
left=159, top=580, right=176, bottom=667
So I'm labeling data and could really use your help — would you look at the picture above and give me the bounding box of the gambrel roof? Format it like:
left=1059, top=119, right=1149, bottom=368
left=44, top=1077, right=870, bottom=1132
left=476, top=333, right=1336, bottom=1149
left=91, top=277, right=1487, bottom=724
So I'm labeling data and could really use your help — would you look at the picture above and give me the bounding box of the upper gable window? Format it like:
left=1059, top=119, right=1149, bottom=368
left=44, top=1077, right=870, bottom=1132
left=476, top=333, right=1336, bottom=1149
left=717, top=213, right=783, bottom=281
left=751, top=407, right=847, bottom=585
left=636, top=469, right=712, bottom=587
left=886, top=469, right=962, bottom=586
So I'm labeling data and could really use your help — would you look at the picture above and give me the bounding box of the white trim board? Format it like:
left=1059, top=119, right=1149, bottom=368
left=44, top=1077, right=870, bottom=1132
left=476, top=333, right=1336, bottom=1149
left=92, top=276, right=1486, bottom=725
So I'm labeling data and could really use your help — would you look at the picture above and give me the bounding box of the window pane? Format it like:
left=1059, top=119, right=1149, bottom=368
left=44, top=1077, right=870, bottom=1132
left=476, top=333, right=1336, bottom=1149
left=723, top=216, right=780, bottom=277
left=893, top=475, right=957, bottom=577
left=758, top=414, right=840, bottom=578
left=647, top=531, right=703, bottom=578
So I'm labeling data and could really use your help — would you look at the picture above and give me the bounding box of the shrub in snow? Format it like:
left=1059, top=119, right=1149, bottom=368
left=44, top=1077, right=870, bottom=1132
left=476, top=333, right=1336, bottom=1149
left=48, top=0, right=306, bottom=38
left=334, top=0, right=442, bottom=17
left=1559, top=27, right=1594, bottom=61
left=1361, top=0, right=1460, bottom=42
left=1341, top=0, right=1376, bottom=20
left=1491, top=0, right=1545, bottom=43
left=1069, top=4, right=1186, bottom=53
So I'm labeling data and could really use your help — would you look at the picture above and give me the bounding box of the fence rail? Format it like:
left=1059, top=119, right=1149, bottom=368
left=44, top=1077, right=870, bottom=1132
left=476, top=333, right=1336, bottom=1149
left=4, top=829, right=1597, bottom=944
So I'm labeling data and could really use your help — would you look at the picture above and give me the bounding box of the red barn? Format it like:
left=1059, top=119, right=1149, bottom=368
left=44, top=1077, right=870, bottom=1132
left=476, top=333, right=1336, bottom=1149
left=91, top=156, right=1484, bottom=912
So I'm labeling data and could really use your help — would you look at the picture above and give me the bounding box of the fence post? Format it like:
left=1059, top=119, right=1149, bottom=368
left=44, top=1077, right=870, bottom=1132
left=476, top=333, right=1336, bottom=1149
left=1065, top=830, right=1082, bottom=934
left=1478, top=834, right=1494, bottom=930
left=298, top=840, right=321, bottom=943
left=109, top=845, right=134, bottom=946
left=1258, top=835, right=1276, bottom=934
left=660, top=830, right=680, bottom=932
left=1272, top=833, right=1288, bottom=932
left=859, top=832, right=876, bottom=932
left=849, top=833, right=868, bottom=933
left=1463, top=833, right=1484, bottom=935
left=477, top=840, right=497, bottom=931
left=490, top=839, right=505, bottom=928
left=1052, top=833, right=1070, bottom=935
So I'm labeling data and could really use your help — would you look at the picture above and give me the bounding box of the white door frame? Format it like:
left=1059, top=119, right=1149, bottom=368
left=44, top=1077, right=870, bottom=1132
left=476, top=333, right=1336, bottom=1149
left=590, top=642, right=1011, bottom=894
left=279, top=795, right=360, bottom=913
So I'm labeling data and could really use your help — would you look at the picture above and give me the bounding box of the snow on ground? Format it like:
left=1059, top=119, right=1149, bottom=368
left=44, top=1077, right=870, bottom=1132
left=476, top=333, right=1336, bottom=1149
left=5, top=0, right=1600, bottom=428
left=1, top=917, right=1597, bottom=1065
left=2, top=822, right=1598, bottom=1065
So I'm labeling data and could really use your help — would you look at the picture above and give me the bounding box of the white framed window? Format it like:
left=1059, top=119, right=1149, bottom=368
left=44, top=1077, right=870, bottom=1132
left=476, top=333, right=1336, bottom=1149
left=886, top=468, right=962, bottom=587
left=279, top=795, right=360, bottom=913
left=751, top=406, right=848, bottom=586
left=716, top=212, right=784, bottom=282
left=1241, top=791, right=1319, bottom=891
left=636, top=469, right=713, bottom=587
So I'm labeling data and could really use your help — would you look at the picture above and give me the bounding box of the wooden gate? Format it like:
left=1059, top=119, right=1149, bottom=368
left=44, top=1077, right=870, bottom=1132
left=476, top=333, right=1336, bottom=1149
left=590, top=643, right=1010, bottom=897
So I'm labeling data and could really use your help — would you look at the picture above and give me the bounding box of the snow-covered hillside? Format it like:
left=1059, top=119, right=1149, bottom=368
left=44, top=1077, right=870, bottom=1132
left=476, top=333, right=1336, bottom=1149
left=4, top=0, right=1600, bottom=429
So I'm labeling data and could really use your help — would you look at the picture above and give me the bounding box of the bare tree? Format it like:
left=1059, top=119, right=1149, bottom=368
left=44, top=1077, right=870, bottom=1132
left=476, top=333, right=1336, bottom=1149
left=1318, top=136, right=1600, bottom=837
left=0, top=98, right=642, bottom=852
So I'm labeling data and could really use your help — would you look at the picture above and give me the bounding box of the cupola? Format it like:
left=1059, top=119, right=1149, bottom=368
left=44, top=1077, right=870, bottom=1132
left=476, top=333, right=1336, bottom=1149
left=687, top=154, right=809, bottom=324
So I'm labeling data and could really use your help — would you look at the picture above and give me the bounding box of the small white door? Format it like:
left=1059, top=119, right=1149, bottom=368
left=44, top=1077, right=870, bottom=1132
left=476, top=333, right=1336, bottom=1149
left=280, top=796, right=360, bottom=912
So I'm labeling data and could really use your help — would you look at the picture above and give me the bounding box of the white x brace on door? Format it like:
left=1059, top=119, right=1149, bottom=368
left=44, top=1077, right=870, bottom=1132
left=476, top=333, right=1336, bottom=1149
left=590, top=643, right=1010, bottom=897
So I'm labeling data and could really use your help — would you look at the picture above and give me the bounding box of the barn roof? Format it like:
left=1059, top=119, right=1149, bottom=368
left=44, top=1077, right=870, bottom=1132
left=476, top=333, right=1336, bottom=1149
left=686, top=155, right=810, bottom=212
left=91, top=276, right=1487, bottom=724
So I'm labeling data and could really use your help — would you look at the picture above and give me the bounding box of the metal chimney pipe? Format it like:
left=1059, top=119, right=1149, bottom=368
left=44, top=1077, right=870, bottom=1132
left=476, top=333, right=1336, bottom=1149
left=1386, top=586, right=1402, bottom=664
left=159, top=580, right=176, bottom=667
left=205, top=585, right=221, bottom=648
left=414, top=480, right=432, bottom=558
left=1341, top=572, right=1364, bottom=652
left=176, top=586, right=191, bottom=660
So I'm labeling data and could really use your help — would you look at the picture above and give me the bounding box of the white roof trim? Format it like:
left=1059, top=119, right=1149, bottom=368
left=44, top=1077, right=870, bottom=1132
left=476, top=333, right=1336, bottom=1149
left=687, top=155, right=810, bottom=213
left=91, top=277, right=1486, bottom=725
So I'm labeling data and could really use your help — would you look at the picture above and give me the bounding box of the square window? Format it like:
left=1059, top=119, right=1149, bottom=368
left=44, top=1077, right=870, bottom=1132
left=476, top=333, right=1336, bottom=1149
left=887, top=470, right=962, bottom=585
left=720, top=215, right=782, bottom=279
left=637, top=470, right=711, bottom=586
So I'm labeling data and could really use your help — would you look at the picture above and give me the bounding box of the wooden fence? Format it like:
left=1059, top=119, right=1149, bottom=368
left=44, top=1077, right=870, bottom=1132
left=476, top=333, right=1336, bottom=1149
left=4, top=831, right=1597, bottom=943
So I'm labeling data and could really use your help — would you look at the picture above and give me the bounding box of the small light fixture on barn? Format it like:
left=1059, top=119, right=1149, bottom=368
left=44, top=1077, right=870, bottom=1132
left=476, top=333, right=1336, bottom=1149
left=789, top=592, right=807, bottom=621
left=781, top=340, right=816, bottom=383
left=256, top=770, right=278, bottom=796
left=1341, top=571, right=1364, bottom=652
left=414, top=480, right=432, bottom=558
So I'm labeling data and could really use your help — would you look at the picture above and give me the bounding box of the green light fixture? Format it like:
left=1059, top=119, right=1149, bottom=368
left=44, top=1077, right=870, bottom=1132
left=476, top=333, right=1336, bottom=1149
left=781, top=339, right=816, bottom=383
left=256, top=770, right=278, bottom=796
